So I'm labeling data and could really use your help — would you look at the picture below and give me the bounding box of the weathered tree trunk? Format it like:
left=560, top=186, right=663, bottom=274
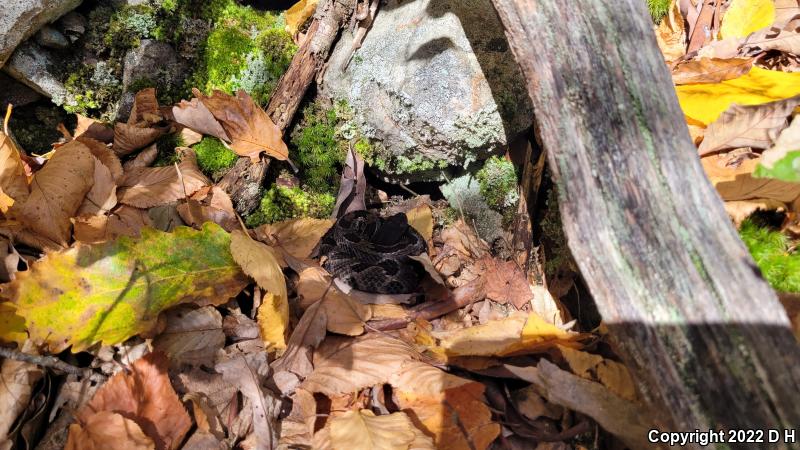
left=490, top=0, right=800, bottom=445
left=220, top=0, right=353, bottom=214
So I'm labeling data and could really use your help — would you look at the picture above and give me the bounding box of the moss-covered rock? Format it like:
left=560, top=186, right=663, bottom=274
left=476, top=156, right=519, bottom=211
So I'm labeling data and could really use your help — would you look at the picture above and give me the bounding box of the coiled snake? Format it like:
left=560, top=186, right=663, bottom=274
left=313, top=210, right=428, bottom=294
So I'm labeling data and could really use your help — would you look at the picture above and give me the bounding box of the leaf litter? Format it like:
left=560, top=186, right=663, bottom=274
left=14, top=1, right=800, bottom=445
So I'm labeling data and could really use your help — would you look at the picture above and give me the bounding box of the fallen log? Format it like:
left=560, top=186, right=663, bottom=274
left=489, top=0, right=800, bottom=445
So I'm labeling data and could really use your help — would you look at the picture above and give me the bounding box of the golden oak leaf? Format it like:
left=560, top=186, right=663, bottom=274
left=328, top=410, right=419, bottom=450
left=720, top=0, right=775, bottom=39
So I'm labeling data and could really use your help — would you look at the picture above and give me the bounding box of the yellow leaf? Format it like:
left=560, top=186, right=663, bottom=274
left=405, top=204, right=433, bottom=243
left=675, top=67, right=800, bottom=125
left=257, top=292, right=289, bottom=352
left=0, top=302, right=26, bottom=345
left=285, top=0, right=318, bottom=36
left=230, top=230, right=288, bottom=302
left=329, top=410, right=417, bottom=450
left=720, top=0, right=775, bottom=39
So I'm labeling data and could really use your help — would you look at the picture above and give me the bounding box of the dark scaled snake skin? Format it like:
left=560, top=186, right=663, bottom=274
left=313, top=210, right=428, bottom=294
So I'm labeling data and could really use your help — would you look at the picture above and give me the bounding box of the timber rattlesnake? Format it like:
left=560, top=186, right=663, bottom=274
left=313, top=210, right=428, bottom=294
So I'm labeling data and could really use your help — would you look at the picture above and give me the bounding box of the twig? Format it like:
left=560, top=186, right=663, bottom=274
left=0, top=347, right=87, bottom=376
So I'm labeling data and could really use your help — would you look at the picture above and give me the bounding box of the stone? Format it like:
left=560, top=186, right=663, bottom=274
left=0, top=72, right=42, bottom=110
left=56, top=12, right=87, bottom=43
left=0, top=0, right=81, bottom=68
left=321, top=0, right=533, bottom=182
left=117, top=40, right=183, bottom=121
left=36, top=25, right=70, bottom=50
left=3, top=42, right=74, bottom=108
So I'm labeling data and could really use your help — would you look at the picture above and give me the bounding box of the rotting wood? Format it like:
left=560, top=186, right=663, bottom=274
left=489, top=0, right=800, bottom=445
left=220, top=0, right=355, bottom=214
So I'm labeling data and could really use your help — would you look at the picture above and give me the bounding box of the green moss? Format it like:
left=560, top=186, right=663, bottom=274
left=152, top=133, right=186, bottom=167
left=246, top=185, right=335, bottom=226
left=190, top=1, right=296, bottom=106
left=740, top=219, right=800, bottom=293
left=541, top=187, right=575, bottom=278
left=104, top=4, right=158, bottom=56
left=646, top=0, right=672, bottom=22
left=63, top=62, right=122, bottom=119
left=291, top=103, right=347, bottom=193
left=193, top=137, right=238, bottom=178
left=476, top=156, right=519, bottom=212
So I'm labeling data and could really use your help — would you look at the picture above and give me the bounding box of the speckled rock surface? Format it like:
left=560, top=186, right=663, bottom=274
left=3, top=42, right=73, bottom=107
left=0, top=0, right=81, bottom=68
left=321, top=0, right=533, bottom=181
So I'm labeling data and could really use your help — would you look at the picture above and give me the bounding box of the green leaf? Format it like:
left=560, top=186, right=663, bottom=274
left=5, top=222, right=248, bottom=352
left=754, top=151, right=800, bottom=182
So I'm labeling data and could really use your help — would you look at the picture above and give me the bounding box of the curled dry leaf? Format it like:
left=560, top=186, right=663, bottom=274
left=193, top=89, right=288, bottom=162
left=152, top=305, right=224, bottom=366
left=556, top=345, right=637, bottom=401
left=76, top=352, right=191, bottom=450
left=0, top=343, right=43, bottom=441
left=113, top=123, right=166, bottom=157
left=78, top=137, right=124, bottom=183
left=270, top=299, right=327, bottom=394
left=118, top=149, right=210, bottom=208
left=128, top=88, right=163, bottom=126
left=672, top=58, right=752, bottom=85
left=0, top=122, right=29, bottom=208
left=701, top=154, right=800, bottom=202
left=328, top=410, right=421, bottom=450
left=176, top=186, right=238, bottom=232
left=123, top=143, right=158, bottom=172
left=296, top=265, right=371, bottom=335
left=172, top=97, right=231, bottom=143
left=742, top=16, right=800, bottom=56
left=66, top=411, right=155, bottom=450
left=480, top=257, right=533, bottom=309
left=77, top=155, right=117, bottom=216
left=300, top=334, right=419, bottom=397
left=332, top=147, right=366, bottom=218
left=285, top=0, right=319, bottom=36
left=655, top=0, right=687, bottom=62
left=697, top=96, right=800, bottom=155
left=74, top=114, right=114, bottom=143
left=760, top=114, right=800, bottom=169
left=254, top=217, right=334, bottom=265
left=8, top=140, right=94, bottom=247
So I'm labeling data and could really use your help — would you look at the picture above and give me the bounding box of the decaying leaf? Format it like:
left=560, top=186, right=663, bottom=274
left=328, top=410, right=420, bottom=450
left=480, top=257, right=533, bottom=309
left=75, top=352, right=191, bottom=450
left=66, top=411, right=155, bottom=450
left=556, top=345, right=637, bottom=401
left=152, top=305, right=224, bottom=366
left=113, top=123, right=166, bottom=157
left=672, top=58, right=752, bottom=85
left=74, top=114, right=114, bottom=143
left=128, top=88, right=163, bottom=126
left=8, top=140, right=94, bottom=247
left=331, top=147, right=366, bottom=218
left=123, top=144, right=158, bottom=172
left=301, top=334, right=418, bottom=397
left=7, top=223, right=248, bottom=352
left=118, top=149, right=210, bottom=208
left=73, top=205, right=153, bottom=244
left=697, top=96, right=800, bottom=155
left=655, top=0, right=687, bottom=62
left=176, top=186, right=238, bottom=232
left=172, top=97, right=231, bottom=143
left=0, top=342, right=43, bottom=442
left=254, top=217, right=334, bottom=264
left=0, top=117, right=29, bottom=208
left=190, top=89, right=288, bottom=162
left=702, top=154, right=800, bottom=201
left=389, top=360, right=498, bottom=450
left=77, top=155, right=118, bottom=216
left=270, top=300, right=327, bottom=394
left=295, top=265, right=371, bottom=335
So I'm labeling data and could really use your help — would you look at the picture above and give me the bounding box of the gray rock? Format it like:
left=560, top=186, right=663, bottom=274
left=2, top=42, right=74, bottom=108
left=122, top=40, right=180, bottom=88
left=0, top=72, right=42, bottom=110
left=0, top=0, right=81, bottom=68
left=36, top=25, right=70, bottom=50
left=321, top=0, right=533, bottom=182
left=56, top=12, right=86, bottom=43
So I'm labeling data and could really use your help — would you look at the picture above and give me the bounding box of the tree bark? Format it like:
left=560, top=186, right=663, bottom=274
left=220, top=0, right=353, bottom=214
left=489, top=0, right=800, bottom=445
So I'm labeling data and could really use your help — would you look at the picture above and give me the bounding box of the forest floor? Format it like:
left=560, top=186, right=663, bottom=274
left=1, top=0, right=800, bottom=449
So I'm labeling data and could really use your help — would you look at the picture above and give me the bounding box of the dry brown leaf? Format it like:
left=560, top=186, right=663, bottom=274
left=480, top=257, right=533, bottom=309
left=77, top=352, right=191, bottom=450
left=123, top=144, right=158, bottom=172
left=332, top=147, right=366, bottom=218
left=78, top=155, right=117, bottom=216
left=328, top=410, right=418, bottom=450
left=66, top=411, right=155, bottom=450
left=277, top=388, right=317, bottom=448
left=176, top=186, right=238, bottom=231
left=79, top=137, right=124, bottom=183
left=0, top=123, right=29, bottom=208
left=507, top=360, right=652, bottom=449
left=230, top=230, right=287, bottom=301
left=73, top=205, right=153, bottom=244
left=254, top=217, right=334, bottom=265
left=194, top=89, right=288, bottom=162
left=742, top=16, right=800, bottom=56
left=152, top=306, right=224, bottom=366
left=216, top=353, right=279, bottom=450
left=702, top=154, right=800, bottom=201
left=118, top=149, right=210, bottom=208
left=556, top=345, right=637, bottom=401
left=697, top=96, right=800, bottom=155
left=296, top=265, right=371, bottom=335
left=74, top=114, right=114, bottom=143
left=301, top=334, right=418, bottom=396
left=172, top=97, right=231, bottom=143
left=760, top=114, right=800, bottom=168
left=270, top=300, right=327, bottom=394
left=672, top=58, right=752, bottom=85
left=655, top=0, right=688, bottom=61
left=0, top=343, right=42, bottom=441
left=113, top=123, right=166, bottom=157
left=390, top=360, right=498, bottom=450
left=180, top=128, right=203, bottom=147
left=725, top=199, right=787, bottom=225
left=8, top=140, right=94, bottom=247
left=181, top=431, right=225, bottom=450
left=128, top=88, right=163, bottom=126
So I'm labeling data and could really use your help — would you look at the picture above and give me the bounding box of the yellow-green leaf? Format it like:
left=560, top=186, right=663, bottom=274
left=5, top=223, right=248, bottom=352
left=257, top=292, right=289, bottom=352
left=676, top=67, right=800, bottom=125
left=720, top=0, right=775, bottom=39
